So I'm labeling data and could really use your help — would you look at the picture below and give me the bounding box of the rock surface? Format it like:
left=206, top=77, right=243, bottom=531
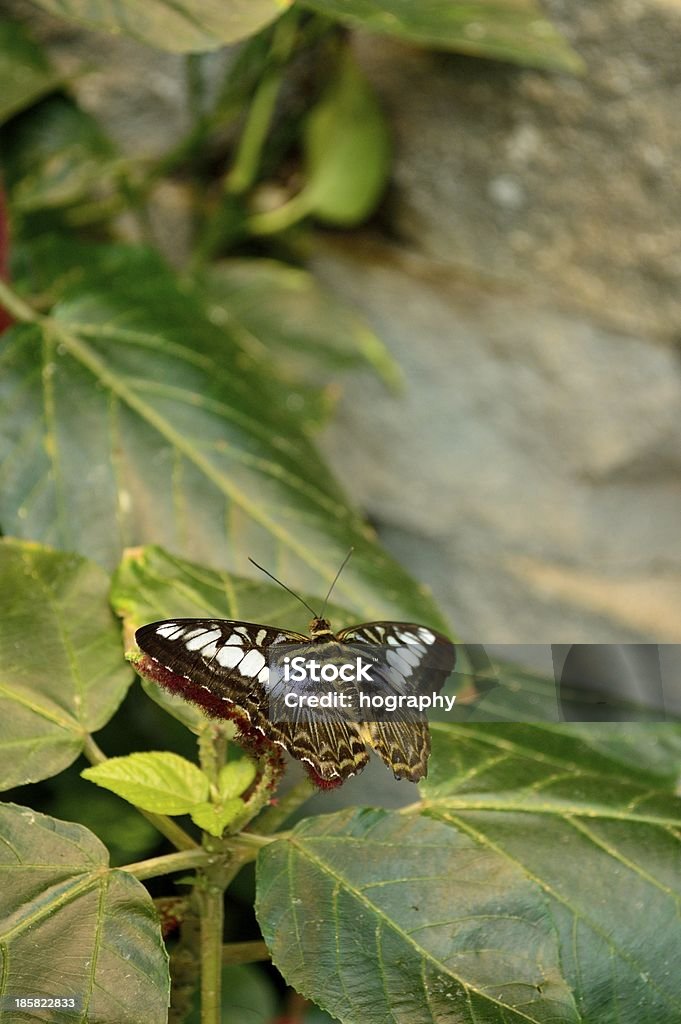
left=313, top=0, right=681, bottom=645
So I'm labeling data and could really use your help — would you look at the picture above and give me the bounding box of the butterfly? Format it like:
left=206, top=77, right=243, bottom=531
left=134, top=558, right=456, bottom=788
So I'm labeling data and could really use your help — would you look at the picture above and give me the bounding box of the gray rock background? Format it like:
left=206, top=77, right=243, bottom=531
left=314, top=0, right=681, bottom=646
left=6, top=0, right=681, bottom=649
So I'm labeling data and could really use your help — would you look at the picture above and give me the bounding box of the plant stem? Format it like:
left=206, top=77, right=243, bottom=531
left=82, top=732, right=198, bottom=851
left=0, top=278, right=39, bottom=323
left=122, top=848, right=209, bottom=880
left=198, top=722, right=229, bottom=792
left=251, top=777, right=314, bottom=834
left=198, top=875, right=224, bottom=1024
left=140, top=812, right=199, bottom=852
left=225, top=69, right=283, bottom=196
left=231, top=830, right=280, bottom=850
left=82, top=733, right=107, bottom=764
left=194, top=735, right=286, bottom=1021
left=222, top=940, right=269, bottom=965
left=224, top=12, right=300, bottom=197
left=246, top=189, right=312, bottom=235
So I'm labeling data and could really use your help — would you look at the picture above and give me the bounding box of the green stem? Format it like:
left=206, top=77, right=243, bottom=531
left=122, top=848, right=209, bottom=880
left=82, top=733, right=107, bottom=764
left=140, top=812, right=199, bottom=852
left=225, top=12, right=300, bottom=197
left=225, top=69, right=283, bottom=196
left=198, top=722, right=229, bottom=793
left=196, top=723, right=231, bottom=1024
left=230, top=830, right=280, bottom=851
left=222, top=940, right=270, bottom=965
left=0, top=278, right=40, bottom=323
left=251, top=777, right=314, bottom=834
left=82, top=733, right=198, bottom=851
left=198, top=878, right=224, bottom=1024
left=246, top=188, right=313, bottom=236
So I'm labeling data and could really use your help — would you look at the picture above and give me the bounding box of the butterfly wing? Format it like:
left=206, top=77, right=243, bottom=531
left=337, top=621, right=456, bottom=782
left=274, top=714, right=370, bottom=786
left=134, top=618, right=367, bottom=786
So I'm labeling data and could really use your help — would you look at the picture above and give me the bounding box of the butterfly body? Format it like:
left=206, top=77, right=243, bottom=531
left=135, top=615, right=455, bottom=787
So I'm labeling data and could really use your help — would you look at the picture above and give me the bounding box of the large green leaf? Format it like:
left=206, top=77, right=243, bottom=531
left=257, top=727, right=681, bottom=1023
left=256, top=807, right=580, bottom=1024
left=0, top=245, right=448, bottom=630
left=419, top=723, right=681, bottom=1023
left=29, top=0, right=291, bottom=53
left=298, top=0, right=583, bottom=72
left=0, top=539, right=131, bottom=790
left=0, top=19, right=60, bottom=126
left=0, top=803, right=169, bottom=1024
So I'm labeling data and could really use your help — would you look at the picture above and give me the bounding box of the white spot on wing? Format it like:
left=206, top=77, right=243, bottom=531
left=397, top=630, right=418, bottom=644
left=156, top=623, right=179, bottom=638
left=240, top=650, right=266, bottom=677
left=387, top=649, right=412, bottom=675
left=400, top=646, right=422, bottom=667
left=217, top=646, right=243, bottom=668
left=183, top=627, right=207, bottom=641
left=224, top=633, right=243, bottom=646
left=257, top=666, right=269, bottom=683
left=419, top=628, right=436, bottom=644
left=256, top=629, right=267, bottom=645
left=201, top=641, right=219, bottom=660
left=186, top=628, right=222, bottom=651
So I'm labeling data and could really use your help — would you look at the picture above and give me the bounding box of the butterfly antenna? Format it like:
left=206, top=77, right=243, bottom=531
left=319, top=548, right=354, bottom=620
left=248, top=557, right=318, bottom=618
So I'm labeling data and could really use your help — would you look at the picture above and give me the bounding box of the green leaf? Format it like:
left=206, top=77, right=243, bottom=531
left=219, top=757, right=257, bottom=798
left=202, top=258, right=402, bottom=391
left=563, top=722, right=681, bottom=787
left=112, top=545, right=359, bottom=732
left=2, top=95, right=119, bottom=213
left=302, top=49, right=391, bottom=226
left=82, top=751, right=210, bottom=813
left=0, top=18, right=60, bottom=126
left=298, top=0, right=584, bottom=73
left=420, top=723, right=681, bottom=1022
left=0, top=538, right=131, bottom=790
left=30, top=0, right=292, bottom=52
left=0, top=803, right=169, bottom=1023
left=256, top=807, right=580, bottom=1024
left=190, top=797, right=245, bottom=836
left=1, top=244, right=449, bottom=632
